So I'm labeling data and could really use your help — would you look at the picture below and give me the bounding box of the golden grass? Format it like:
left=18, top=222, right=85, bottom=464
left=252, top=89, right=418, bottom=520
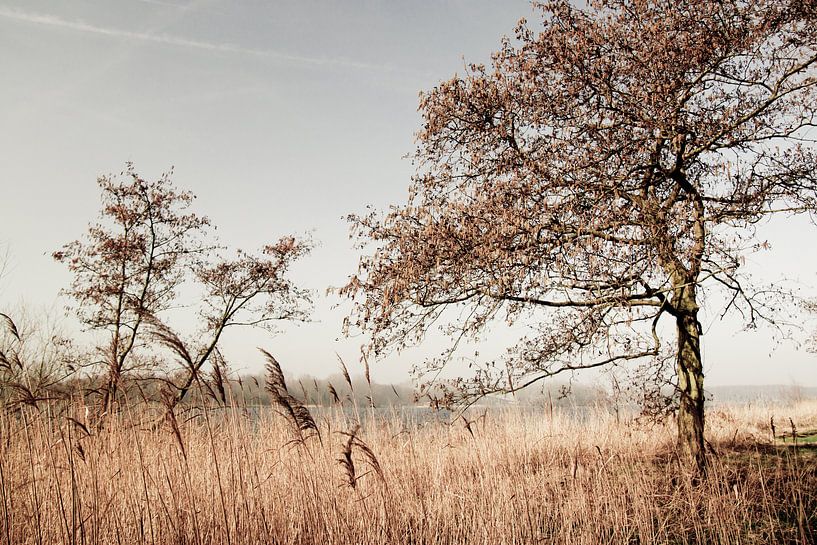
left=0, top=400, right=815, bottom=544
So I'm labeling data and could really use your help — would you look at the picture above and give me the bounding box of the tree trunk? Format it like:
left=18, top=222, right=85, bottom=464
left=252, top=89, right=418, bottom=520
left=675, top=286, right=706, bottom=474
left=101, top=372, right=119, bottom=417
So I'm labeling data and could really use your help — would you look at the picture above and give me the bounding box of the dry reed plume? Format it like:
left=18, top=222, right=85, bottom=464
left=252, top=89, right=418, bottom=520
left=0, top=398, right=814, bottom=544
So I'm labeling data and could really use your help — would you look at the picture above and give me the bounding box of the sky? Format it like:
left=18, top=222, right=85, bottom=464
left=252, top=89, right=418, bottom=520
left=0, top=0, right=815, bottom=389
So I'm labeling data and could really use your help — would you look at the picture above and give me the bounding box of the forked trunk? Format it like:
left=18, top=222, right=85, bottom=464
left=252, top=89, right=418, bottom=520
left=101, top=373, right=119, bottom=417
left=675, top=288, right=706, bottom=474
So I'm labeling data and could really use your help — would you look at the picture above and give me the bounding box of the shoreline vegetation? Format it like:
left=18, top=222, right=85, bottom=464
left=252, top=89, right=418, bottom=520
left=0, top=392, right=814, bottom=544
left=2, top=307, right=815, bottom=543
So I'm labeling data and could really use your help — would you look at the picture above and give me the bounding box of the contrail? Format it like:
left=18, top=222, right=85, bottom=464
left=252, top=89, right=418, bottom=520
left=0, top=6, right=389, bottom=72
left=134, top=0, right=189, bottom=7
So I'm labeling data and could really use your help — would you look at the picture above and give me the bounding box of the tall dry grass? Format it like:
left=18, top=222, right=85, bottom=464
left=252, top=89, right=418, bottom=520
left=0, top=399, right=814, bottom=544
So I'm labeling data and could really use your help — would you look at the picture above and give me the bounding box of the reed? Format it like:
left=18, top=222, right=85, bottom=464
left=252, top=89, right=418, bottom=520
left=0, top=398, right=814, bottom=544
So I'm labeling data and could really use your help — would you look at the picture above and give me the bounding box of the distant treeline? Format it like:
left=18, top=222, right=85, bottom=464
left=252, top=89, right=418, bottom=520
left=220, top=374, right=644, bottom=409
left=707, top=385, right=817, bottom=405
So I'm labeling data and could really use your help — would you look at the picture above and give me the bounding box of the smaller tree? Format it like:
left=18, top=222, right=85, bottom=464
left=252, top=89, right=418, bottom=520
left=54, top=165, right=311, bottom=410
left=54, top=164, right=211, bottom=410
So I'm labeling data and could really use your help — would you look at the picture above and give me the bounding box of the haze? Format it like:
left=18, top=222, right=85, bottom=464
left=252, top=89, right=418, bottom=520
left=1, top=0, right=815, bottom=387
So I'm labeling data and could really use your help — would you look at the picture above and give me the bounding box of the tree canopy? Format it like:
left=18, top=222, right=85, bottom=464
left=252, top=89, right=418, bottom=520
left=342, top=0, right=817, bottom=469
left=54, top=165, right=312, bottom=411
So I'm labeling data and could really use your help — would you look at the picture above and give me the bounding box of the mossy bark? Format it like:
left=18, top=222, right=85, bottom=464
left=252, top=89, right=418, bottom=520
left=675, top=286, right=706, bottom=473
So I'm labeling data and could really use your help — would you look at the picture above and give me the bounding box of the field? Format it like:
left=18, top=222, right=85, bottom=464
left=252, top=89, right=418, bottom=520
left=0, top=398, right=815, bottom=545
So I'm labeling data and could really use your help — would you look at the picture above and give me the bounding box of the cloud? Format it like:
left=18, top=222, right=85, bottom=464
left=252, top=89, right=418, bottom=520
left=0, top=6, right=388, bottom=72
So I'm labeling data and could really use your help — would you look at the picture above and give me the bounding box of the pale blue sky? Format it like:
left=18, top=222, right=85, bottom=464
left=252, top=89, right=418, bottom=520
left=1, top=0, right=815, bottom=387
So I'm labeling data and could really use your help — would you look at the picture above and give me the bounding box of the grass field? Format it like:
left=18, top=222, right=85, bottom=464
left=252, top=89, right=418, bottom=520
left=0, top=399, right=814, bottom=545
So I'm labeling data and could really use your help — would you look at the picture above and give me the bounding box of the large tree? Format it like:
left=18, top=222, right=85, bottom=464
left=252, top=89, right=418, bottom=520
left=342, top=0, right=817, bottom=470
